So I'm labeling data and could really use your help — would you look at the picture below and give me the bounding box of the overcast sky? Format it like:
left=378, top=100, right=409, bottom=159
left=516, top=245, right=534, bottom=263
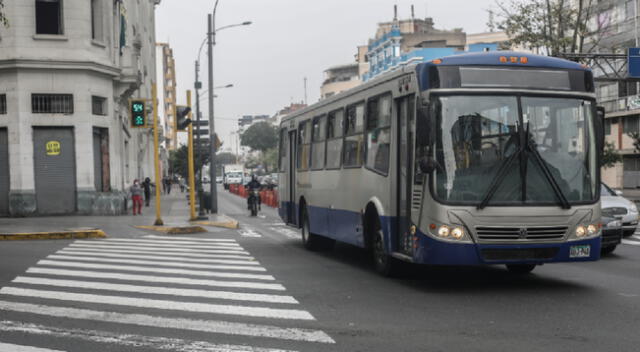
left=155, top=0, right=496, bottom=150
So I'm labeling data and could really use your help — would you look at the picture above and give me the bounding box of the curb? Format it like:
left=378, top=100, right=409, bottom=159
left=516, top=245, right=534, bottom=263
left=134, top=225, right=208, bottom=234
left=0, top=229, right=107, bottom=241
left=191, top=215, right=239, bottom=230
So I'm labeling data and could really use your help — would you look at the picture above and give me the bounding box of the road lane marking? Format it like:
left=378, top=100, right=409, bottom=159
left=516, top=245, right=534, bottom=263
left=11, top=277, right=298, bottom=304
left=239, top=228, right=262, bottom=238
left=0, top=342, right=65, bottom=352
left=143, top=235, right=237, bottom=242
left=58, top=247, right=254, bottom=260
left=0, top=287, right=313, bottom=320
left=69, top=243, right=251, bottom=255
left=74, top=240, right=244, bottom=250
left=0, top=301, right=335, bottom=343
left=47, top=255, right=267, bottom=272
left=56, top=250, right=260, bottom=265
left=98, top=238, right=242, bottom=247
left=26, top=268, right=286, bottom=291
left=36, top=260, right=275, bottom=281
left=268, top=227, right=300, bottom=240
left=0, top=320, right=297, bottom=352
left=622, top=239, right=640, bottom=246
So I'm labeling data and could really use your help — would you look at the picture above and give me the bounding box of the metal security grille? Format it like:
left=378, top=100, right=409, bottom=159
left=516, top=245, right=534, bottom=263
left=32, top=94, right=74, bottom=114
left=0, top=94, right=6, bottom=114
left=92, top=96, right=107, bottom=116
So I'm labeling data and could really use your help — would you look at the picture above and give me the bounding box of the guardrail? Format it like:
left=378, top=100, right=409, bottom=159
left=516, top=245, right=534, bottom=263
left=228, top=184, right=279, bottom=208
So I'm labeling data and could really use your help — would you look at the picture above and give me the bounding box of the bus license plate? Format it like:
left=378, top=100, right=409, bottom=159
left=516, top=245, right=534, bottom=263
left=570, top=245, right=591, bottom=258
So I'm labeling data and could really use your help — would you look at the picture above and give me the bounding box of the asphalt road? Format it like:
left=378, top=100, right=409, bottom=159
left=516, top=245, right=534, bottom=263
left=1, top=187, right=639, bottom=352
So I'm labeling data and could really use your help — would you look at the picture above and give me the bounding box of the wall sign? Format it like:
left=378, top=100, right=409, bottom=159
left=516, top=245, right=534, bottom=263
left=46, top=141, right=61, bottom=156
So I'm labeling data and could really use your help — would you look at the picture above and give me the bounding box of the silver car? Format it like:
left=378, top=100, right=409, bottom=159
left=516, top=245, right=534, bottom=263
left=601, top=183, right=639, bottom=237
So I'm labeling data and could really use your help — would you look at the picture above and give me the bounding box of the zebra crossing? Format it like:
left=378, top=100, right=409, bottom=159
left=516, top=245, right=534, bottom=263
left=0, top=236, right=335, bottom=351
left=622, top=234, right=640, bottom=246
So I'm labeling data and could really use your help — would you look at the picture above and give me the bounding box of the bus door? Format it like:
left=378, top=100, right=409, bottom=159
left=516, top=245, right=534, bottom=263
left=396, top=95, right=415, bottom=255
left=287, top=130, right=297, bottom=225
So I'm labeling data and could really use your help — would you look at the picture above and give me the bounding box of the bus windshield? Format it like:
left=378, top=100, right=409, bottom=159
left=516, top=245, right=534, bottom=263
left=432, top=94, right=597, bottom=206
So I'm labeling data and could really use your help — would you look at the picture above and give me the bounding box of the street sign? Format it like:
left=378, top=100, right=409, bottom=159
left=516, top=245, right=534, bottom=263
left=628, top=48, right=640, bottom=78
left=130, top=100, right=147, bottom=128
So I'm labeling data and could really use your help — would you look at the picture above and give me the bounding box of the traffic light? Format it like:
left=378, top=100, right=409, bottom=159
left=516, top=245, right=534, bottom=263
left=130, top=100, right=147, bottom=128
left=175, top=105, right=192, bottom=131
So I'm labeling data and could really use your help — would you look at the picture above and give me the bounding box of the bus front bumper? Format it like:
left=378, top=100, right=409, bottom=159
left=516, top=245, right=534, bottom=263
left=412, top=232, right=601, bottom=266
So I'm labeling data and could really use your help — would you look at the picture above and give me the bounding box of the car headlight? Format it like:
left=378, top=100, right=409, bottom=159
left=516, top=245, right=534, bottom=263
left=630, top=203, right=638, bottom=213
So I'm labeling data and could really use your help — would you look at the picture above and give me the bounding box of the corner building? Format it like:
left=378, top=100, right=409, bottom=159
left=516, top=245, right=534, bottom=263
left=0, top=0, right=161, bottom=216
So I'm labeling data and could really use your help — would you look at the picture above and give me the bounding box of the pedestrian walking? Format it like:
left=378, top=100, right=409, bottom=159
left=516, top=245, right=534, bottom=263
left=142, top=177, right=152, bottom=207
left=179, top=177, right=186, bottom=193
left=166, top=176, right=172, bottom=194
left=162, top=176, right=167, bottom=194
left=129, top=179, right=144, bottom=215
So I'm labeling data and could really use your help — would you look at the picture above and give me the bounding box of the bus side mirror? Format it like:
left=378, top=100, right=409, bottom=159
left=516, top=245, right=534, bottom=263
left=596, top=106, right=605, bottom=153
left=419, top=156, right=437, bottom=174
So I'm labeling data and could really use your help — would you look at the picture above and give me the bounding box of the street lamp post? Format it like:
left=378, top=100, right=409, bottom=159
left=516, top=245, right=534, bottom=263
left=207, top=0, right=251, bottom=214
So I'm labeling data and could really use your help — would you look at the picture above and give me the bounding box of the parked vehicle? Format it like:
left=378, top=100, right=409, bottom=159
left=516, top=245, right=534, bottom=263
left=216, top=176, right=223, bottom=183
left=600, top=214, right=623, bottom=254
left=223, top=164, right=245, bottom=190
left=601, top=183, right=639, bottom=237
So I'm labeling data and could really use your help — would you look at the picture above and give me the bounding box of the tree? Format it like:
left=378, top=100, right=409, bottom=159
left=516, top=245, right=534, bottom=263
left=0, top=0, right=8, bottom=28
left=240, top=122, right=278, bottom=172
left=169, top=145, right=210, bottom=179
left=494, top=0, right=604, bottom=55
left=602, top=141, right=622, bottom=169
left=263, top=147, right=278, bottom=173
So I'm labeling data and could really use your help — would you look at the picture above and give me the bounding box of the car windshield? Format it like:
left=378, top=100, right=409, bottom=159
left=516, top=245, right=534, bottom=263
left=433, top=95, right=597, bottom=206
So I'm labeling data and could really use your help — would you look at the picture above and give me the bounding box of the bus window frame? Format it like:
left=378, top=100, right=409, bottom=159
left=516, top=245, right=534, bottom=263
left=278, top=126, right=287, bottom=173
left=325, top=108, right=345, bottom=170
left=364, top=92, right=393, bottom=177
left=343, top=100, right=366, bottom=169
left=310, top=114, right=327, bottom=171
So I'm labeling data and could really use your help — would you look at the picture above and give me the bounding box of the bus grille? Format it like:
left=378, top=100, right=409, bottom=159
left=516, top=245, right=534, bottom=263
left=475, top=226, right=568, bottom=241
left=481, top=247, right=559, bottom=261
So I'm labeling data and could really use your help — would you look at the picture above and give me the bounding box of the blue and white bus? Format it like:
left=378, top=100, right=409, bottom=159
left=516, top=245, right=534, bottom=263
left=278, top=52, right=603, bottom=275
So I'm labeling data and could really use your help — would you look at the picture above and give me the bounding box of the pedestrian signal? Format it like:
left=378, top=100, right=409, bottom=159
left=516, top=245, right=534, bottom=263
left=130, top=100, right=147, bottom=128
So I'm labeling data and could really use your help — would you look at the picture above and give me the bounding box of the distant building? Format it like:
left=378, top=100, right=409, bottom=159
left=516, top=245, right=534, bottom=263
left=271, top=102, right=307, bottom=126
left=238, top=115, right=271, bottom=131
left=0, top=0, right=161, bottom=216
left=320, top=63, right=361, bottom=100
left=156, top=43, right=178, bottom=151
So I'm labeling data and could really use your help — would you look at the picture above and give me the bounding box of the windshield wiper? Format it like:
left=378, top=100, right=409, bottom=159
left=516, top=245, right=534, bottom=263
left=477, top=130, right=523, bottom=210
left=525, top=129, right=571, bottom=210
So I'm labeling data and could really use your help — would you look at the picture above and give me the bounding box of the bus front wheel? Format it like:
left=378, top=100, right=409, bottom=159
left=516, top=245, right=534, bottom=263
left=506, top=264, right=536, bottom=274
left=372, top=228, right=401, bottom=277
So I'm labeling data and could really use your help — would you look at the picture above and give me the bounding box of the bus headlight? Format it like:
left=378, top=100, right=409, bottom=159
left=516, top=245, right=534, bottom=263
left=573, top=223, right=600, bottom=240
left=587, top=224, right=598, bottom=236
left=437, top=225, right=450, bottom=238
left=451, top=227, right=465, bottom=239
left=575, top=226, right=586, bottom=238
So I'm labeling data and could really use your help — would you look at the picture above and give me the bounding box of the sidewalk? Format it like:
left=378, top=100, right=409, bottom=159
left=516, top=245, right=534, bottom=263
left=0, top=190, right=237, bottom=239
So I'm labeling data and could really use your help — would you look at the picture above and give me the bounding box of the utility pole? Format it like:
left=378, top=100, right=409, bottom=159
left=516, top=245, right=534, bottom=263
left=304, top=77, right=308, bottom=105
left=152, top=83, right=163, bottom=226
left=194, top=60, right=206, bottom=217
left=207, top=12, right=218, bottom=214
left=187, top=90, right=197, bottom=221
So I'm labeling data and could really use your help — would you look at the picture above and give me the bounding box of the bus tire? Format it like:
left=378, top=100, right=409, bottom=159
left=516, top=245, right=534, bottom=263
left=301, top=207, right=332, bottom=251
left=506, top=264, right=536, bottom=274
left=372, top=227, right=400, bottom=277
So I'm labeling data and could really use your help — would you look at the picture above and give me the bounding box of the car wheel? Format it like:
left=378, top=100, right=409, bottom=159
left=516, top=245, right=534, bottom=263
left=506, top=264, right=536, bottom=274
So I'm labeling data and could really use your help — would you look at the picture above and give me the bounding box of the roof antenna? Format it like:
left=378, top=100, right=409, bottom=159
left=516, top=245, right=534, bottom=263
left=394, top=4, right=398, bottom=21
left=411, top=4, right=415, bottom=19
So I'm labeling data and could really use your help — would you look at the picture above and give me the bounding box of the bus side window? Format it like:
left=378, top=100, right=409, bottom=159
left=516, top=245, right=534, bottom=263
left=278, top=127, right=287, bottom=172
left=344, top=102, right=365, bottom=167
left=326, top=109, right=344, bottom=169
left=366, top=94, right=392, bottom=174
left=311, top=115, right=326, bottom=170
left=297, top=121, right=311, bottom=171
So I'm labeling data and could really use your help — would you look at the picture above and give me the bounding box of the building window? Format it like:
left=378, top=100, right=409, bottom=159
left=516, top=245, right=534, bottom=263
left=310, top=115, right=326, bottom=170
left=623, top=115, right=640, bottom=134
left=32, top=94, right=74, bottom=114
left=91, top=0, right=103, bottom=41
left=343, top=102, right=365, bottom=167
left=619, top=81, right=638, bottom=98
left=365, top=94, right=392, bottom=174
left=605, top=119, right=612, bottom=135
left=92, top=96, right=107, bottom=116
left=326, top=109, right=344, bottom=169
left=0, top=94, right=6, bottom=115
left=36, top=0, right=63, bottom=35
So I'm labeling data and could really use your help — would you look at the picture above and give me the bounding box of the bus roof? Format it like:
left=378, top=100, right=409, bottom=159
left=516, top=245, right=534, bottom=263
left=416, top=51, right=588, bottom=71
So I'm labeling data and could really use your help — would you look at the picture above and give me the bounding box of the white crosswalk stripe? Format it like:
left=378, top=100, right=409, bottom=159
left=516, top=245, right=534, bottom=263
left=0, top=342, right=65, bottom=352
left=0, top=236, right=335, bottom=350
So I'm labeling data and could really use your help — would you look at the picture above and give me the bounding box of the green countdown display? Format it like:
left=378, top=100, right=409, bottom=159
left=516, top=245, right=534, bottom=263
left=130, top=100, right=147, bottom=128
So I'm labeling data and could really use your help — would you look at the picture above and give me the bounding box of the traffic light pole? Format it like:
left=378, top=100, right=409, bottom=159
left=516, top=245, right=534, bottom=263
left=194, top=60, right=206, bottom=218
left=152, top=83, right=163, bottom=226
left=187, top=90, right=197, bottom=221
left=207, top=13, right=218, bottom=214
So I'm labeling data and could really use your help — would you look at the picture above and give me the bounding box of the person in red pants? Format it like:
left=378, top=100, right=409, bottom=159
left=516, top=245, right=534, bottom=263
left=129, top=179, right=144, bottom=215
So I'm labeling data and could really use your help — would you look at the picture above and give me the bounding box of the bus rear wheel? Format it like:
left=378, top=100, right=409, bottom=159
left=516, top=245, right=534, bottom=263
left=506, top=264, right=536, bottom=274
